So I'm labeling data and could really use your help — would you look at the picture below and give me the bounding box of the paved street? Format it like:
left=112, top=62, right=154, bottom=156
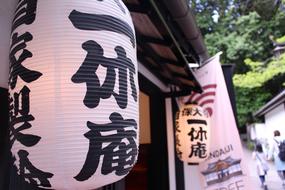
left=242, top=143, right=285, bottom=190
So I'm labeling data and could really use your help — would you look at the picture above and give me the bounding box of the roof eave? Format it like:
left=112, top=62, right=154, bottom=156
left=254, top=90, right=285, bottom=117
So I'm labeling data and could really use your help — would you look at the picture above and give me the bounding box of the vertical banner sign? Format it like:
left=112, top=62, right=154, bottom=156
left=8, top=0, right=138, bottom=190
left=184, top=53, right=250, bottom=189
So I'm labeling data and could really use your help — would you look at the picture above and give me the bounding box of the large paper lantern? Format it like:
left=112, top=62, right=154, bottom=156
left=8, top=0, right=138, bottom=189
left=175, top=104, right=210, bottom=164
left=0, top=0, right=17, bottom=88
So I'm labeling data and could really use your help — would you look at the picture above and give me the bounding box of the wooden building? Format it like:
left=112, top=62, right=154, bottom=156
left=0, top=0, right=215, bottom=190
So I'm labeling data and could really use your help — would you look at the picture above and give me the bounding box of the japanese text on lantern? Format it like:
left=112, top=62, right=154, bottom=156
left=175, top=112, right=183, bottom=160
left=186, top=107, right=208, bottom=159
left=69, top=4, right=138, bottom=181
left=9, top=0, right=53, bottom=188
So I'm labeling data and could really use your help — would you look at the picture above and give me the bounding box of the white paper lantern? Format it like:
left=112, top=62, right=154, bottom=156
left=8, top=0, right=138, bottom=189
left=0, top=0, right=17, bottom=88
left=175, top=104, right=210, bottom=164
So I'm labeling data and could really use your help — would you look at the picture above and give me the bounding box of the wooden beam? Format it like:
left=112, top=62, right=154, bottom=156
left=163, top=88, right=194, bottom=97
left=125, top=3, right=148, bottom=14
left=137, top=52, right=170, bottom=85
left=138, top=35, right=171, bottom=46
left=136, top=33, right=182, bottom=66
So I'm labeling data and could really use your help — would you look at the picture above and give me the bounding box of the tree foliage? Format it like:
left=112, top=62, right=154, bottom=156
left=276, top=35, right=285, bottom=43
left=233, top=55, right=285, bottom=126
left=234, top=57, right=285, bottom=88
left=191, top=0, right=285, bottom=127
left=192, top=0, right=285, bottom=73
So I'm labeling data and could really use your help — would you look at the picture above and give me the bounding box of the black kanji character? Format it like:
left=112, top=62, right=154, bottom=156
left=192, top=108, right=203, bottom=116
left=188, top=125, right=207, bottom=142
left=9, top=86, right=41, bottom=147
left=175, top=112, right=179, bottom=120
left=182, top=108, right=191, bottom=116
left=97, top=0, right=126, bottom=13
left=113, top=0, right=126, bottom=13
left=71, top=40, right=137, bottom=109
left=176, top=134, right=181, bottom=146
left=176, top=148, right=182, bottom=159
left=9, top=32, right=42, bottom=89
left=18, top=150, right=53, bottom=188
left=74, top=112, right=138, bottom=181
left=12, top=0, right=38, bottom=33
left=188, top=128, right=196, bottom=141
left=175, top=112, right=181, bottom=133
left=182, top=107, right=203, bottom=116
left=175, top=123, right=181, bottom=133
left=69, top=9, right=135, bottom=47
left=189, top=142, right=207, bottom=159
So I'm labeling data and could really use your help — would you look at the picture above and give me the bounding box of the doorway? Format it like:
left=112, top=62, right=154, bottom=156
left=124, top=74, right=169, bottom=190
left=102, top=74, right=169, bottom=190
left=125, top=92, right=151, bottom=190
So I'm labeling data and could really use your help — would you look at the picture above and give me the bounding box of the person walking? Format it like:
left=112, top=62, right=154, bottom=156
left=252, top=143, right=269, bottom=188
left=268, top=130, right=285, bottom=186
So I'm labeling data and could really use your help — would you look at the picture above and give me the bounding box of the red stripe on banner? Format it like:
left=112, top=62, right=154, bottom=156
left=202, top=84, right=217, bottom=90
left=193, top=92, right=216, bottom=103
left=187, top=84, right=216, bottom=104
left=200, top=99, right=214, bottom=107
left=188, top=92, right=198, bottom=102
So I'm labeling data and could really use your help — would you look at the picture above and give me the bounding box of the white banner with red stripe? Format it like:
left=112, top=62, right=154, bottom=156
left=181, top=53, right=251, bottom=190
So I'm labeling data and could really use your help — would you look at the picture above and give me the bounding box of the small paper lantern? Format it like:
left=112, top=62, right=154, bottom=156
left=8, top=0, right=138, bottom=189
left=175, top=104, right=210, bottom=164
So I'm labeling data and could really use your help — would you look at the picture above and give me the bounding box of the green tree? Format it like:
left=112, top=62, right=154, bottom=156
left=191, top=1, right=285, bottom=128
left=205, top=11, right=285, bottom=73
left=191, top=0, right=285, bottom=73
left=276, top=35, right=285, bottom=43
left=233, top=55, right=285, bottom=127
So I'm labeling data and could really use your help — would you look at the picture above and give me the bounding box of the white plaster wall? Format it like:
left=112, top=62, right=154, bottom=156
left=254, top=123, right=267, bottom=140
left=249, top=124, right=257, bottom=140
left=251, top=123, right=269, bottom=153
left=265, top=104, right=285, bottom=139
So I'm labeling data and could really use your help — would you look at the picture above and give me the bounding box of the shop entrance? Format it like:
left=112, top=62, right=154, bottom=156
left=125, top=91, right=150, bottom=190
left=100, top=74, right=169, bottom=190
left=124, top=74, right=169, bottom=190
